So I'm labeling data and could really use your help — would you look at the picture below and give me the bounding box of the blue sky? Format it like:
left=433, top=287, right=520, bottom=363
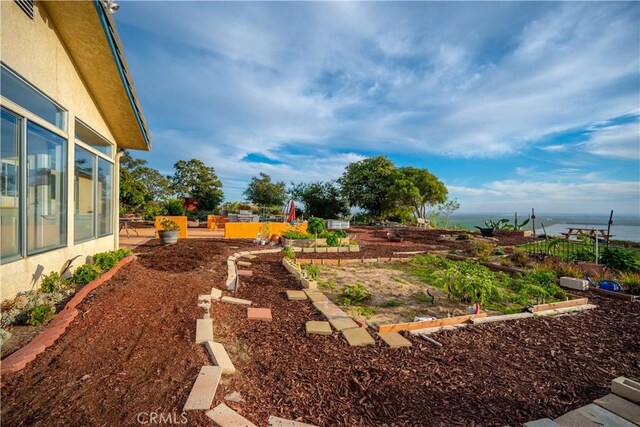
left=115, top=1, right=639, bottom=214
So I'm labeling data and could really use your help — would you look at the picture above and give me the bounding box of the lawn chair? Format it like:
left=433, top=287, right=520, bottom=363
left=416, top=218, right=429, bottom=229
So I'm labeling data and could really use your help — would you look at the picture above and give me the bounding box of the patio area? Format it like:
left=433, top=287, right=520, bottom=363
left=118, top=226, right=225, bottom=250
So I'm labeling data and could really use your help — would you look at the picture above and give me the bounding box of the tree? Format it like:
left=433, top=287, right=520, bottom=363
left=289, top=181, right=349, bottom=219
left=437, top=198, right=460, bottom=229
left=390, top=166, right=448, bottom=219
left=170, top=159, right=224, bottom=211
left=119, top=151, right=165, bottom=213
left=243, top=173, right=287, bottom=207
left=338, top=156, right=397, bottom=218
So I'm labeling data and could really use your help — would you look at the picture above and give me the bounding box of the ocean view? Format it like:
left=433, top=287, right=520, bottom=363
left=449, top=213, right=640, bottom=242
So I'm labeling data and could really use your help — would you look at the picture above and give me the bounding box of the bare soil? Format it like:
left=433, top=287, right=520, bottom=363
left=2, top=233, right=639, bottom=427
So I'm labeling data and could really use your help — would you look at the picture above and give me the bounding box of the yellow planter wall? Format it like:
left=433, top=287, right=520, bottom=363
left=155, top=216, right=188, bottom=239
left=224, top=222, right=307, bottom=239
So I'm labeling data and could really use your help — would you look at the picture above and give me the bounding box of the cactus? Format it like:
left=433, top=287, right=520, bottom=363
left=484, top=218, right=509, bottom=229
left=508, top=212, right=530, bottom=231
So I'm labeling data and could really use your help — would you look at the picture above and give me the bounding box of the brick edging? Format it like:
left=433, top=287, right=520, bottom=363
left=0, top=255, right=136, bottom=377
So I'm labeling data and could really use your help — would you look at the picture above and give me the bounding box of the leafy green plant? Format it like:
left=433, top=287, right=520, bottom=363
left=469, top=241, right=494, bottom=259
left=570, top=241, right=595, bottom=263
left=303, top=264, right=320, bottom=280
left=494, top=246, right=505, bottom=256
left=602, top=247, right=640, bottom=272
left=617, top=271, right=640, bottom=295
left=318, top=278, right=336, bottom=292
left=40, top=271, right=68, bottom=293
left=163, top=198, right=185, bottom=216
left=306, top=217, right=326, bottom=236
left=282, top=246, right=296, bottom=260
left=431, top=261, right=505, bottom=307
left=350, top=306, right=376, bottom=317
left=333, top=229, right=348, bottom=238
left=160, top=218, right=180, bottom=231
left=282, top=230, right=311, bottom=239
left=93, top=252, right=119, bottom=271
left=555, top=262, right=583, bottom=278
left=506, top=212, right=530, bottom=231
left=27, top=304, right=56, bottom=326
left=325, top=233, right=339, bottom=247
left=382, top=299, right=402, bottom=307
left=115, top=248, right=132, bottom=260
left=485, top=218, right=509, bottom=229
left=72, top=264, right=102, bottom=285
left=510, top=250, right=530, bottom=267
left=341, top=283, right=373, bottom=306
left=456, top=233, right=473, bottom=241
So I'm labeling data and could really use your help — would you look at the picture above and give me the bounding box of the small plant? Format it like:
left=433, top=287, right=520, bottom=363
left=306, top=217, right=326, bottom=236
left=282, top=230, right=311, bottom=239
left=160, top=218, right=180, bottom=231
left=506, top=212, right=530, bottom=231
left=485, top=218, right=509, bottom=229
left=618, top=271, right=640, bottom=295
left=556, top=262, right=583, bottom=278
left=351, top=306, right=376, bottom=317
left=115, top=248, right=132, bottom=260
left=499, top=257, right=511, bottom=267
left=602, top=247, right=640, bottom=272
left=40, top=271, right=68, bottom=293
left=570, top=241, right=596, bottom=263
left=456, top=233, right=473, bottom=241
left=163, top=198, right=185, bottom=216
left=341, top=283, right=373, bottom=306
left=510, top=250, right=530, bottom=267
left=282, top=246, right=296, bottom=260
left=382, top=299, right=402, bottom=307
left=27, top=304, right=55, bottom=326
left=93, top=251, right=119, bottom=271
left=72, top=264, right=102, bottom=285
left=494, top=246, right=505, bottom=256
left=303, top=264, right=320, bottom=280
left=469, top=241, right=494, bottom=258
left=318, top=278, right=336, bottom=292
left=333, top=229, right=348, bottom=238
left=325, top=233, right=339, bottom=247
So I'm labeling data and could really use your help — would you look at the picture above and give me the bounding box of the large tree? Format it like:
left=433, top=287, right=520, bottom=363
left=243, top=173, right=287, bottom=207
left=390, top=166, right=448, bottom=219
left=171, top=159, right=224, bottom=211
left=119, top=150, right=171, bottom=213
left=289, top=181, right=349, bottom=219
left=338, top=156, right=397, bottom=218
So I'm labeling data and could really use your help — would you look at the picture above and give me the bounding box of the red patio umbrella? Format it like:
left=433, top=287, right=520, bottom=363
left=286, top=199, right=296, bottom=223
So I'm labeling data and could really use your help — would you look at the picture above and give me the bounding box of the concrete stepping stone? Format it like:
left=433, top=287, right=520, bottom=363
left=524, top=419, right=561, bottom=427
left=378, top=332, right=412, bottom=348
left=594, top=394, right=640, bottom=425
left=268, top=416, right=318, bottom=426
left=211, top=288, right=223, bottom=300
left=328, top=317, right=359, bottom=331
left=206, top=403, right=256, bottom=427
left=237, top=269, right=253, bottom=277
left=612, top=377, right=640, bottom=403
left=313, top=302, right=348, bottom=319
left=307, top=293, right=328, bottom=303
left=183, top=365, right=222, bottom=411
left=247, top=307, right=272, bottom=322
left=244, top=254, right=257, bottom=259
left=237, top=261, right=252, bottom=267
left=303, top=289, right=322, bottom=296
left=199, top=294, right=212, bottom=302
left=555, top=403, right=635, bottom=427
left=204, top=341, right=236, bottom=374
left=196, top=319, right=214, bottom=344
left=342, top=328, right=375, bottom=346
left=221, top=296, right=251, bottom=306
left=306, top=321, right=332, bottom=335
left=286, top=290, right=307, bottom=301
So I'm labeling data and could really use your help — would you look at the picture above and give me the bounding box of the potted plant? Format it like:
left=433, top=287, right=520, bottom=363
left=158, top=218, right=180, bottom=244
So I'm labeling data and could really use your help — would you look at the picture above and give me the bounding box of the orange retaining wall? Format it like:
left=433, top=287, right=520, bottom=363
left=224, top=222, right=307, bottom=239
left=155, top=216, right=188, bottom=239
left=207, top=215, right=228, bottom=230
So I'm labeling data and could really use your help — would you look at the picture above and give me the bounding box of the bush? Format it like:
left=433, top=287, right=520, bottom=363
left=325, top=233, right=339, bottom=247
left=618, top=271, right=640, bottom=295
left=27, top=304, right=56, bottom=326
left=115, top=248, right=132, bottom=260
left=282, top=246, right=296, bottom=260
left=40, top=271, right=68, bottom=293
left=141, top=201, right=167, bottom=221
left=93, top=252, right=119, bottom=271
left=456, top=233, right=473, bottom=241
left=469, top=242, right=494, bottom=258
left=282, top=230, right=311, bottom=240
left=163, top=198, right=185, bottom=216
left=510, top=250, right=530, bottom=267
left=556, top=262, right=583, bottom=278
left=72, top=264, right=102, bottom=285
left=602, top=247, right=640, bottom=272
left=160, top=218, right=180, bottom=231
left=570, top=243, right=596, bottom=263
left=341, top=283, right=373, bottom=306
left=318, top=278, right=336, bottom=292
left=333, top=229, right=348, bottom=238
left=494, top=246, right=505, bottom=256
left=382, top=300, right=402, bottom=307
left=306, top=217, right=325, bottom=235
left=303, top=264, right=320, bottom=280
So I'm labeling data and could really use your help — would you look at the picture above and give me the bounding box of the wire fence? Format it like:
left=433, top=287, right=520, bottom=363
left=521, top=239, right=600, bottom=263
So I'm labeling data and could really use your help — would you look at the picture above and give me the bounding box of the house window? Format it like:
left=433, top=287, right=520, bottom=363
left=74, top=146, right=94, bottom=242
left=97, top=158, right=113, bottom=237
left=26, top=122, right=67, bottom=255
left=1, top=64, right=65, bottom=130
left=1, top=109, right=21, bottom=262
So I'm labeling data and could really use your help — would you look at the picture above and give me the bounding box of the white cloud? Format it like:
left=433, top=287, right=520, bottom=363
left=580, top=122, right=640, bottom=159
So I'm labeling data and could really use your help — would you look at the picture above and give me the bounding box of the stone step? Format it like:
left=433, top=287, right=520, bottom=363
left=555, top=404, right=635, bottom=427
left=307, top=293, right=328, bottom=303
left=237, top=269, right=253, bottom=277
left=199, top=294, right=212, bottom=302
left=524, top=418, right=561, bottom=427
left=204, top=341, right=236, bottom=374
left=221, top=296, right=252, bottom=306
left=237, top=261, right=252, bottom=267
left=183, top=365, right=222, bottom=411
left=196, top=319, right=214, bottom=344
left=247, top=307, right=272, bottom=322
left=306, top=321, right=332, bottom=335
left=268, top=415, right=318, bottom=426
left=286, top=290, right=307, bottom=301
left=206, top=403, right=257, bottom=427
left=593, top=393, right=640, bottom=425
left=378, top=331, right=412, bottom=348
left=342, top=328, right=375, bottom=346
left=211, top=288, right=223, bottom=300
left=328, top=317, right=359, bottom=331
left=312, top=301, right=348, bottom=319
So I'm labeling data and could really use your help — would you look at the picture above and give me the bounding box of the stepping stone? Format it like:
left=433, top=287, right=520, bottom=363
left=378, top=332, right=412, bottom=348
left=198, top=294, right=212, bottom=302
left=237, top=261, right=252, bottom=267
left=342, top=328, right=375, bottom=347
left=555, top=404, right=635, bottom=427
left=594, top=394, right=640, bottom=425
left=196, top=319, right=214, bottom=344
left=286, top=290, right=307, bottom=301
left=313, top=302, right=348, bottom=319
left=306, top=321, right=332, bottom=335
left=244, top=254, right=257, bottom=259
left=247, top=307, right=272, bottom=322
left=211, top=288, right=223, bottom=300
left=183, top=366, right=222, bottom=411
left=268, top=416, right=318, bottom=426
left=307, top=293, right=328, bottom=303
left=303, top=289, right=322, bottom=297
left=204, top=341, right=236, bottom=374
left=206, top=403, right=257, bottom=427
left=237, top=269, right=253, bottom=277
left=328, top=317, right=359, bottom=331
left=524, top=419, right=561, bottom=427
left=221, top=296, right=251, bottom=306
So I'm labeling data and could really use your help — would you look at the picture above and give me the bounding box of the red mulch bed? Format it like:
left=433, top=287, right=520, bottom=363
left=1, top=237, right=639, bottom=427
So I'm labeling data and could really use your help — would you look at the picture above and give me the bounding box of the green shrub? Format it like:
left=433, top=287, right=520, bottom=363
left=306, top=217, right=326, bottom=236
left=282, top=246, right=296, bottom=260
left=341, top=283, right=373, bottom=306
left=325, top=233, right=339, bottom=247
left=456, top=233, right=474, bottom=241
left=72, top=264, right=102, bottom=285
left=282, top=230, right=311, bottom=239
left=570, top=243, right=595, bottom=263
left=351, top=306, right=376, bottom=317
left=494, top=246, right=505, bottom=256
left=160, top=218, right=180, bottom=231
left=382, top=300, right=402, bottom=307
left=40, top=271, right=68, bottom=293
left=93, top=252, right=119, bottom=271
left=27, top=304, right=56, bottom=326
left=142, top=201, right=167, bottom=221
left=333, top=229, right=348, bottom=238
left=163, top=198, right=185, bottom=216
left=318, top=278, right=336, bottom=292
left=510, top=250, right=530, bottom=267
left=115, top=248, right=132, bottom=260
left=469, top=242, right=494, bottom=258
left=303, top=264, right=320, bottom=280
left=618, top=272, right=640, bottom=295
left=602, top=247, right=640, bottom=272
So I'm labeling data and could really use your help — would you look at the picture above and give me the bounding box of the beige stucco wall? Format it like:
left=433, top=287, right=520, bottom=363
left=1, top=2, right=122, bottom=300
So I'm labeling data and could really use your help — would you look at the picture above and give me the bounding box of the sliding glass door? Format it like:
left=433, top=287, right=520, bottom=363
left=1, top=109, right=21, bottom=262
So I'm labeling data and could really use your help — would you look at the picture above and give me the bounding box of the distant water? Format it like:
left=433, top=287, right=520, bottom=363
left=448, top=213, right=640, bottom=242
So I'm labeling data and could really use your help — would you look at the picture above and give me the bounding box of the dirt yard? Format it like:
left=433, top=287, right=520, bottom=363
left=2, top=230, right=639, bottom=426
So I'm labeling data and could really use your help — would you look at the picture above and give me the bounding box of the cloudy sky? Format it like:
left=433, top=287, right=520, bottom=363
left=115, top=1, right=639, bottom=214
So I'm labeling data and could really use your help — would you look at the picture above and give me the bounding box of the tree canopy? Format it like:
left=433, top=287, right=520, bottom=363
left=119, top=151, right=172, bottom=213
left=289, top=181, right=349, bottom=219
left=243, top=173, right=287, bottom=207
left=338, top=156, right=397, bottom=218
left=170, top=159, right=224, bottom=211
left=390, top=166, right=448, bottom=219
